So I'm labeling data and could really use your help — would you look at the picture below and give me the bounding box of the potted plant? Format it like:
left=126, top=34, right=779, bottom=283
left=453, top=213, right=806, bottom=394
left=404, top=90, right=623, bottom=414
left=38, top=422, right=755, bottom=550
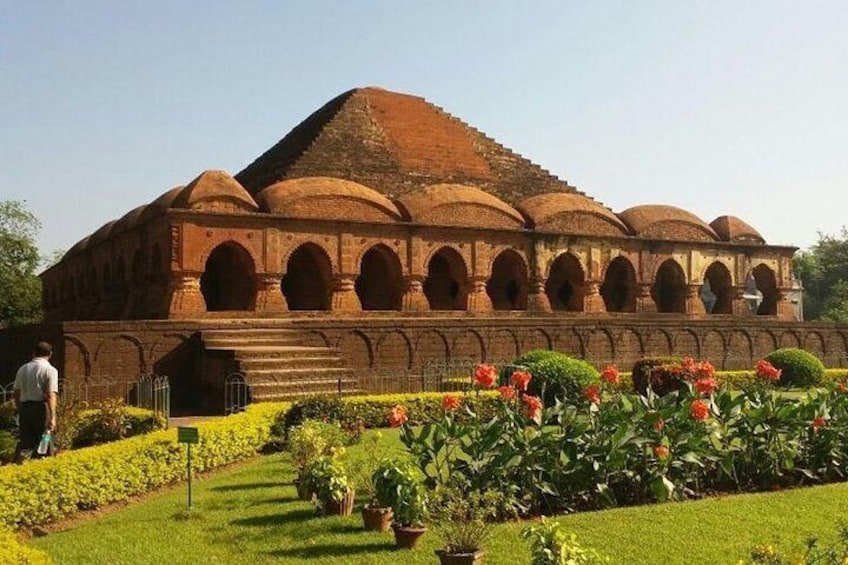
left=287, top=420, right=346, bottom=500
left=431, top=489, right=493, bottom=565
left=373, top=459, right=428, bottom=549
left=303, top=456, right=356, bottom=516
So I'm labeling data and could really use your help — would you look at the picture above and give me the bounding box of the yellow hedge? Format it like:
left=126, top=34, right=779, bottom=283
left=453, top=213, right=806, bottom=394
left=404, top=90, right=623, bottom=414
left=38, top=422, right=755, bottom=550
left=0, top=402, right=289, bottom=529
left=0, top=528, right=51, bottom=564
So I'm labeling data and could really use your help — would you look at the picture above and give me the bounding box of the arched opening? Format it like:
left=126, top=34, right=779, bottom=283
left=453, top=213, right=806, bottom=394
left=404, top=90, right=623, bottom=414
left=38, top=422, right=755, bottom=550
left=424, top=247, right=468, bottom=310
left=487, top=250, right=529, bottom=310
left=282, top=243, right=332, bottom=310
left=356, top=245, right=403, bottom=310
left=652, top=259, right=687, bottom=313
left=702, top=262, right=733, bottom=314
left=600, top=256, right=637, bottom=312
left=752, top=264, right=778, bottom=315
left=200, top=242, right=257, bottom=311
left=546, top=253, right=585, bottom=311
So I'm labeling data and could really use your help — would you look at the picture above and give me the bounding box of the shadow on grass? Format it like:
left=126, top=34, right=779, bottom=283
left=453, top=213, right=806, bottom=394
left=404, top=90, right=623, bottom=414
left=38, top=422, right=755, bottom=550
left=212, top=482, right=291, bottom=492
left=230, top=508, right=315, bottom=527
left=253, top=496, right=299, bottom=505
left=269, top=542, right=393, bottom=559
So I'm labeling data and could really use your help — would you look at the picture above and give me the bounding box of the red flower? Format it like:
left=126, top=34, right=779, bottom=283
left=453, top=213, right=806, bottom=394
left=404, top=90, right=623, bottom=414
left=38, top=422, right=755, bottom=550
left=653, top=418, right=665, bottom=432
left=812, top=417, right=826, bottom=431
left=498, top=385, right=517, bottom=401
left=442, top=394, right=461, bottom=411
left=694, top=377, right=719, bottom=396
left=584, top=384, right=601, bottom=405
left=681, top=356, right=697, bottom=373
left=474, top=364, right=497, bottom=389
left=522, top=394, right=543, bottom=419
left=690, top=400, right=710, bottom=422
left=837, top=382, right=846, bottom=393
left=755, top=359, right=782, bottom=383
left=388, top=404, right=408, bottom=427
left=510, top=370, right=532, bottom=392
left=653, top=445, right=670, bottom=459
left=695, top=361, right=716, bottom=379
left=600, top=365, right=620, bottom=385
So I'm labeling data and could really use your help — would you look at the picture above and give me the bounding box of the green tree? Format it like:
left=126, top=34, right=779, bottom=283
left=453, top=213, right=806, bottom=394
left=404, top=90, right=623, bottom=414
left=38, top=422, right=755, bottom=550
left=0, top=200, right=43, bottom=327
left=793, top=227, right=848, bottom=323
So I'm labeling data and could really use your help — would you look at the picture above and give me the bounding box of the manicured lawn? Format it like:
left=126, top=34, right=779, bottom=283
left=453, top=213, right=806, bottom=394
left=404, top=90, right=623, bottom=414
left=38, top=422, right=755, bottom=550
left=28, top=429, right=848, bottom=564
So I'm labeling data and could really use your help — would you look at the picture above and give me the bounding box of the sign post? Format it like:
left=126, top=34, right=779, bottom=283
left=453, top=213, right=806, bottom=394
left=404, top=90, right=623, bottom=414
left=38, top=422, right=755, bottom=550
left=177, top=426, right=199, bottom=510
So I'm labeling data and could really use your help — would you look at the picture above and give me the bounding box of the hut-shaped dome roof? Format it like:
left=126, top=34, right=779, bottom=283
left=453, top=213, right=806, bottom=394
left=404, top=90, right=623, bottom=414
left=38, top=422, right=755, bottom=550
left=518, top=193, right=628, bottom=237
left=138, top=186, right=183, bottom=224
left=710, top=215, right=765, bottom=244
left=618, top=205, right=718, bottom=242
left=64, top=235, right=91, bottom=258
left=397, top=183, right=525, bottom=229
left=113, top=204, right=148, bottom=235
left=257, top=177, right=402, bottom=222
left=172, top=170, right=258, bottom=212
left=88, top=220, right=117, bottom=247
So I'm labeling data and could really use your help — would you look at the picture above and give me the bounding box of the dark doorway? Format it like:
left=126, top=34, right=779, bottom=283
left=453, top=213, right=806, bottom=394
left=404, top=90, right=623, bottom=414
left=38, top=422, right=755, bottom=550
left=200, top=242, right=257, bottom=311
left=752, top=264, right=778, bottom=315
left=600, top=256, right=637, bottom=312
left=487, top=250, right=529, bottom=310
left=282, top=243, right=332, bottom=310
left=356, top=245, right=403, bottom=310
left=546, top=253, right=585, bottom=311
left=703, top=262, right=733, bottom=314
left=652, top=259, right=687, bottom=313
left=424, top=247, right=468, bottom=310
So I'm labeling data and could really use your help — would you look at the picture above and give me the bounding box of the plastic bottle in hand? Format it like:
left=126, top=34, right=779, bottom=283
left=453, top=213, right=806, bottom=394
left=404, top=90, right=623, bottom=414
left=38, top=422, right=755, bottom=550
left=37, top=431, right=52, bottom=455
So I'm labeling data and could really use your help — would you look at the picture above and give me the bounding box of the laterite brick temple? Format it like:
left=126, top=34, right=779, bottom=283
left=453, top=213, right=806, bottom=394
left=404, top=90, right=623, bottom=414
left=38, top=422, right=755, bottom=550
left=2, top=87, right=846, bottom=413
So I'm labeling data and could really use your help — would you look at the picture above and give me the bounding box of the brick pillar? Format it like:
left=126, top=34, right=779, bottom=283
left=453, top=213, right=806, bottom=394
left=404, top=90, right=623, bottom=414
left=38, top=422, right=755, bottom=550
left=686, top=284, right=706, bottom=315
left=526, top=277, right=551, bottom=312
left=776, top=288, right=796, bottom=320
left=637, top=283, right=656, bottom=313
left=584, top=281, right=606, bottom=313
left=256, top=273, right=288, bottom=313
left=467, top=276, right=492, bottom=313
left=331, top=274, right=361, bottom=312
left=731, top=286, right=750, bottom=316
left=402, top=275, right=429, bottom=312
left=168, top=272, right=205, bottom=315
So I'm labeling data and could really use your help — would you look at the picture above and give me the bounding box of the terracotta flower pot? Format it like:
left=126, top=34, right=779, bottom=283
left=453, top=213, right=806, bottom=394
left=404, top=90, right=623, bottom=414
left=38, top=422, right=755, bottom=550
left=435, top=549, right=485, bottom=565
left=392, top=524, right=428, bottom=549
left=324, top=489, right=356, bottom=516
left=362, top=504, right=394, bottom=532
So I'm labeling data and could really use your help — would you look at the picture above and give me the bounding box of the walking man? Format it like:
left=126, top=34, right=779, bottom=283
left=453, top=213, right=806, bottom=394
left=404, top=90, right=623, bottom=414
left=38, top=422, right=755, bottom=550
left=13, top=341, right=59, bottom=461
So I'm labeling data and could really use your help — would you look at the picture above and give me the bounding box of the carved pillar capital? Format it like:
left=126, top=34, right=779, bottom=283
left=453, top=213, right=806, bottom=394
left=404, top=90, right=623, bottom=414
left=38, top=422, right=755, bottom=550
left=331, top=274, right=361, bottom=312
left=401, top=274, right=430, bottom=312
left=776, top=288, right=797, bottom=321
left=168, top=271, right=205, bottom=315
left=526, top=277, right=551, bottom=313
left=686, top=284, right=706, bottom=315
left=256, top=273, right=288, bottom=313
left=731, top=286, right=751, bottom=316
left=584, top=280, right=607, bottom=313
left=466, top=276, right=492, bottom=313
left=636, top=283, right=657, bottom=313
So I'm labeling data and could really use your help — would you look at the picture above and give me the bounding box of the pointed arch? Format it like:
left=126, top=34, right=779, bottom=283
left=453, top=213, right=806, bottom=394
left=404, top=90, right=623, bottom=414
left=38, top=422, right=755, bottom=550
left=424, top=246, right=468, bottom=310
left=652, top=259, right=687, bottom=313
left=282, top=242, right=333, bottom=311
left=487, top=249, right=529, bottom=310
left=703, top=261, right=733, bottom=314
left=600, top=256, right=637, bottom=312
left=200, top=241, right=257, bottom=311
left=546, top=252, right=585, bottom=311
left=356, top=244, right=403, bottom=310
left=752, top=264, right=778, bottom=315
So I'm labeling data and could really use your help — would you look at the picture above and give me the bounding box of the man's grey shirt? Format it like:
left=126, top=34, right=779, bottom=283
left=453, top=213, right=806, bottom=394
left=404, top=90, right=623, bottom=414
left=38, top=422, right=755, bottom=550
left=13, top=357, right=59, bottom=402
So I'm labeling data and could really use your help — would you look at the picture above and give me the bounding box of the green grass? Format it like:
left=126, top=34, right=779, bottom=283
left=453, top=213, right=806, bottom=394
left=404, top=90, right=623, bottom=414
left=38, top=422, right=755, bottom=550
left=27, top=429, right=848, bottom=564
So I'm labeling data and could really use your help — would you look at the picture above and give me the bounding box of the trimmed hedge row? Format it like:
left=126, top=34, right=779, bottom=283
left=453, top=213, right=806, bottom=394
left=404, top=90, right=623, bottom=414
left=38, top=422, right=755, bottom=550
left=71, top=406, right=166, bottom=448
left=343, top=391, right=501, bottom=427
left=611, top=368, right=848, bottom=393
left=0, top=402, right=289, bottom=530
left=0, top=528, right=51, bottom=564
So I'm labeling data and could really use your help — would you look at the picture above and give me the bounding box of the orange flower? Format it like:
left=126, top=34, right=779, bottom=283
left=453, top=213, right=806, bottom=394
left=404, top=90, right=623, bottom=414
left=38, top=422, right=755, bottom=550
left=584, top=384, right=601, bottom=405
left=682, top=356, right=697, bottom=372
left=474, top=364, right=497, bottom=389
left=653, top=445, right=670, bottom=459
left=388, top=404, right=408, bottom=427
left=653, top=418, right=665, bottom=432
left=498, top=385, right=517, bottom=401
left=510, top=370, right=532, bottom=392
left=690, top=399, right=710, bottom=422
left=812, top=417, right=826, bottom=431
left=600, top=365, right=620, bottom=385
left=755, top=359, right=782, bottom=382
left=837, top=382, right=847, bottom=393
left=695, top=361, right=716, bottom=379
left=442, top=394, right=461, bottom=411
left=694, top=377, right=718, bottom=396
left=522, top=394, right=543, bottom=419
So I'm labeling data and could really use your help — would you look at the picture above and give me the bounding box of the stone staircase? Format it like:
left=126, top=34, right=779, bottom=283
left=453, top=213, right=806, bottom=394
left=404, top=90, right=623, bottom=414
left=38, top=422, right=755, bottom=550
left=201, top=328, right=360, bottom=402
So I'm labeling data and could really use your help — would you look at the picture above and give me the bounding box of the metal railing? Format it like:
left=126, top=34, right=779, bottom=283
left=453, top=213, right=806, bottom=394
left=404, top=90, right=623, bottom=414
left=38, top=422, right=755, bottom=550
left=224, top=372, right=250, bottom=415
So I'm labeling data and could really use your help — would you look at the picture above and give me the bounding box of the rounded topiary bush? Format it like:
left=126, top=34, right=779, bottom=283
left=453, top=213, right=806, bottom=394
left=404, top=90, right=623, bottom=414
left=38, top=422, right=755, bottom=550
left=764, top=348, right=825, bottom=387
left=509, top=350, right=598, bottom=402
left=631, top=357, right=683, bottom=396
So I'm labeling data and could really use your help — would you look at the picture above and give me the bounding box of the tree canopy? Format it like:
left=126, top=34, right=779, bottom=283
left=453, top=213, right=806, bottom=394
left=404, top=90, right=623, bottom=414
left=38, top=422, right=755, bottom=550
left=0, top=200, right=43, bottom=327
left=793, top=227, right=848, bottom=323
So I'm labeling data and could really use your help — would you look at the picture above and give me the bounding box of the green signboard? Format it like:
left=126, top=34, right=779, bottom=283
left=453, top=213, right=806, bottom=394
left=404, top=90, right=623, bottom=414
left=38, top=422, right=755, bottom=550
left=177, top=426, right=199, bottom=444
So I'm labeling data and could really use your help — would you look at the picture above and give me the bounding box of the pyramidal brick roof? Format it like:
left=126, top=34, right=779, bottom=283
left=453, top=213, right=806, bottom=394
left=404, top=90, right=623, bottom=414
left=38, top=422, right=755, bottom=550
left=236, top=87, right=588, bottom=205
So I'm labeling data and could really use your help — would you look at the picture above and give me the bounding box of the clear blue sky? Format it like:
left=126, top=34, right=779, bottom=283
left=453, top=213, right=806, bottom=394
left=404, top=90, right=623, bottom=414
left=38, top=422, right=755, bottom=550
left=2, top=1, right=846, bottom=259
